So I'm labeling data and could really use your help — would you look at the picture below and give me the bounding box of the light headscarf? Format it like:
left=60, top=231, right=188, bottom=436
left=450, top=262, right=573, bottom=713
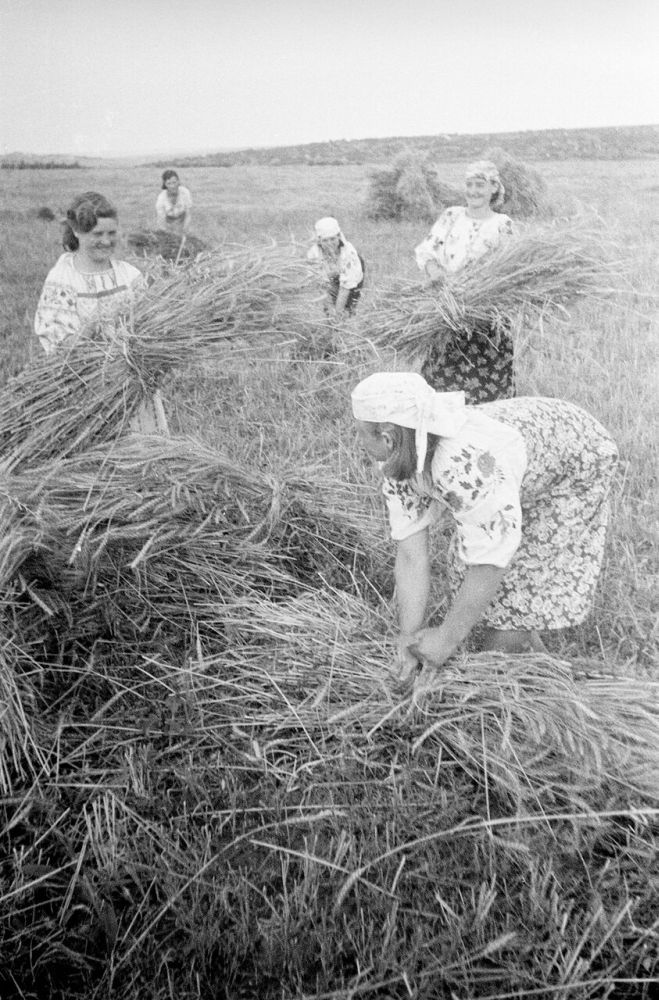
left=351, top=372, right=467, bottom=474
left=465, top=159, right=505, bottom=209
left=314, top=216, right=343, bottom=240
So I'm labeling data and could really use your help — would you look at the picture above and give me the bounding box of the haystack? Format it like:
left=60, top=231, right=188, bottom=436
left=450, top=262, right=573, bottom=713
left=483, top=145, right=550, bottom=218
left=365, top=151, right=463, bottom=222
left=393, top=161, right=436, bottom=221
left=0, top=435, right=389, bottom=668
left=365, top=222, right=621, bottom=361
left=126, top=227, right=208, bottom=261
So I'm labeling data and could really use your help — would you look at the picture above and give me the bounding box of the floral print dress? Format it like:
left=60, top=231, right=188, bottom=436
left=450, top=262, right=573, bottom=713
left=382, top=397, right=618, bottom=630
left=414, top=207, right=516, bottom=404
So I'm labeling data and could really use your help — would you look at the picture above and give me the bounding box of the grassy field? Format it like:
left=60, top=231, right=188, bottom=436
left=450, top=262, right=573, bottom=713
left=0, top=161, right=657, bottom=999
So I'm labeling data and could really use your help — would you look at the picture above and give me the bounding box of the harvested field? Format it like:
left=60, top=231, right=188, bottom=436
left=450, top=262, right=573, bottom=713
left=0, top=160, right=657, bottom=1000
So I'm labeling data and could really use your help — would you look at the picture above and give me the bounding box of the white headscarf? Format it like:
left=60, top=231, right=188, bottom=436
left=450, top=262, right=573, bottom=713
left=314, top=216, right=343, bottom=240
left=465, top=160, right=506, bottom=208
left=351, top=372, right=467, bottom=474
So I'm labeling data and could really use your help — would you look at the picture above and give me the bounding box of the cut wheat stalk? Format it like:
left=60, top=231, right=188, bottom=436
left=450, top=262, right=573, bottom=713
left=0, top=244, right=319, bottom=473
left=363, top=224, right=625, bottom=361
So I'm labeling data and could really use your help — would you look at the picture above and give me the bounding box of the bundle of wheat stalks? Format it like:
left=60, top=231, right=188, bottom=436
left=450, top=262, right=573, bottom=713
left=364, top=223, right=623, bottom=360
left=126, top=227, right=208, bottom=261
left=0, top=244, right=317, bottom=472
left=193, top=587, right=659, bottom=804
left=0, top=436, right=387, bottom=666
left=130, top=243, right=318, bottom=364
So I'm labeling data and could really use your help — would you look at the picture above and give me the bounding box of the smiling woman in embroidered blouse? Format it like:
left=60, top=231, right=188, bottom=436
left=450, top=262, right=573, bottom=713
left=34, top=191, right=168, bottom=433
left=352, top=372, right=618, bottom=683
left=414, top=160, right=516, bottom=404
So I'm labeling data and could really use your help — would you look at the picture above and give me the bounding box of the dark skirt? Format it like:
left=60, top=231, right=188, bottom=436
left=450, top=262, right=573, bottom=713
left=421, top=324, right=515, bottom=404
left=327, top=256, right=365, bottom=316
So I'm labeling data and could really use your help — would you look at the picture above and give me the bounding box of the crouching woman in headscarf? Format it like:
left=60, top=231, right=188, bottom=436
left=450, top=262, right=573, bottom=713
left=352, top=372, right=618, bottom=680
left=307, top=216, right=365, bottom=318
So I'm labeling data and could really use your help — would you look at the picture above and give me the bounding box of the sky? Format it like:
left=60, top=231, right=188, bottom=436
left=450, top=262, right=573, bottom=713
left=1, top=0, right=657, bottom=158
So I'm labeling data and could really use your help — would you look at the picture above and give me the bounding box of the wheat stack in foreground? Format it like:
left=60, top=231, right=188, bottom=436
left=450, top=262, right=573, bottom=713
left=0, top=435, right=389, bottom=672
left=1, top=580, right=657, bottom=998
left=363, top=224, right=624, bottom=361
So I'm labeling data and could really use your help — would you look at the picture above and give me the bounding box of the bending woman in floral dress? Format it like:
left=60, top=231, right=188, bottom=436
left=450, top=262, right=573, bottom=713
left=414, top=160, right=515, bottom=404
left=34, top=191, right=168, bottom=433
left=352, top=372, right=618, bottom=680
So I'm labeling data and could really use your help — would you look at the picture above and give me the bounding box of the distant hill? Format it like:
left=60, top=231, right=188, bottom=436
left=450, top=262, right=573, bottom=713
left=3, top=125, right=657, bottom=170
left=0, top=152, right=104, bottom=169
left=162, top=125, right=659, bottom=168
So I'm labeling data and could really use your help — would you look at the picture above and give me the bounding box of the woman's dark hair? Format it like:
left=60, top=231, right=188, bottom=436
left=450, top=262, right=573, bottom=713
left=62, top=191, right=117, bottom=251
left=372, top=423, right=440, bottom=482
left=161, top=169, right=179, bottom=189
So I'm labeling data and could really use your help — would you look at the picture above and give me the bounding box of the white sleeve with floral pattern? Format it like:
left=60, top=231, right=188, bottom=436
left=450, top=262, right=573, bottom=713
left=414, top=209, right=456, bottom=271
left=34, top=265, right=82, bottom=355
left=338, top=241, right=363, bottom=289
left=382, top=476, right=441, bottom=541
left=431, top=441, right=524, bottom=567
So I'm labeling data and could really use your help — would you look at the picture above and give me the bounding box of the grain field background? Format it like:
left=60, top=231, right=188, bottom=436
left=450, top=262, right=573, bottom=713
left=0, top=158, right=657, bottom=999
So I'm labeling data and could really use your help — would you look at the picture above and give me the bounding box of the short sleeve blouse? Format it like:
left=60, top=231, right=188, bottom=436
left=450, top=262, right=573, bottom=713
left=156, top=185, right=192, bottom=223
left=307, top=240, right=363, bottom=289
left=381, top=410, right=527, bottom=568
left=414, top=206, right=514, bottom=274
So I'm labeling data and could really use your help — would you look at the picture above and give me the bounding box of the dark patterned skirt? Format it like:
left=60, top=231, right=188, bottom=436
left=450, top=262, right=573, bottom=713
left=327, top=256, right=366, bottom=316
left=421, top=325, right=515, bottom=404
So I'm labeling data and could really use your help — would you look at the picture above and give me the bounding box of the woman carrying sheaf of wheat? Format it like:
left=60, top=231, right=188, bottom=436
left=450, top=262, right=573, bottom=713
left=414, top=160, right=516, bottom=404
left=34, top=190, right=169, bottom=434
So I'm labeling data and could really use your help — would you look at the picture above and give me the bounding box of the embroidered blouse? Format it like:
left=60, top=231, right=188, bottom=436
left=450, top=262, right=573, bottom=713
left=382, top=404, right=527, bottom=568
left=34, top=252, right=143, bottom=355
left=307, top=239, right=364, bottom=289
left=414, top=206, right=514, bottom=274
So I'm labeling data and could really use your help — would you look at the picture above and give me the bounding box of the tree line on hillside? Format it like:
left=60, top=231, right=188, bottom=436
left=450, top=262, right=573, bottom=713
left=0, top=160, right=82, bottom=170
left=161, top=124, right=659, bottom=169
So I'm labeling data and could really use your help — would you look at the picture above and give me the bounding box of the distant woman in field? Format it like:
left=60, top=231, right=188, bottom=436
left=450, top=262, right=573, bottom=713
left=34, top=191, right=168, bottom=433
left=352, top=371, right=618, bottom=682
left=307, top=216, right=365, bottom=317
left=414, top=160, right=515, bottom=403
left=156, top=169, right=192, bottom=235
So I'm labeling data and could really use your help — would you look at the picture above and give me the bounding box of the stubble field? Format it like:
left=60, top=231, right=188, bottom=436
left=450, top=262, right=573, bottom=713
left=0, top=159, right=657, bottom=999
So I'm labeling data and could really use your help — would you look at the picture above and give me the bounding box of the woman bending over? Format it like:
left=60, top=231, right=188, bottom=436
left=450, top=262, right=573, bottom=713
left=352, top=372, right=618, bottom=680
